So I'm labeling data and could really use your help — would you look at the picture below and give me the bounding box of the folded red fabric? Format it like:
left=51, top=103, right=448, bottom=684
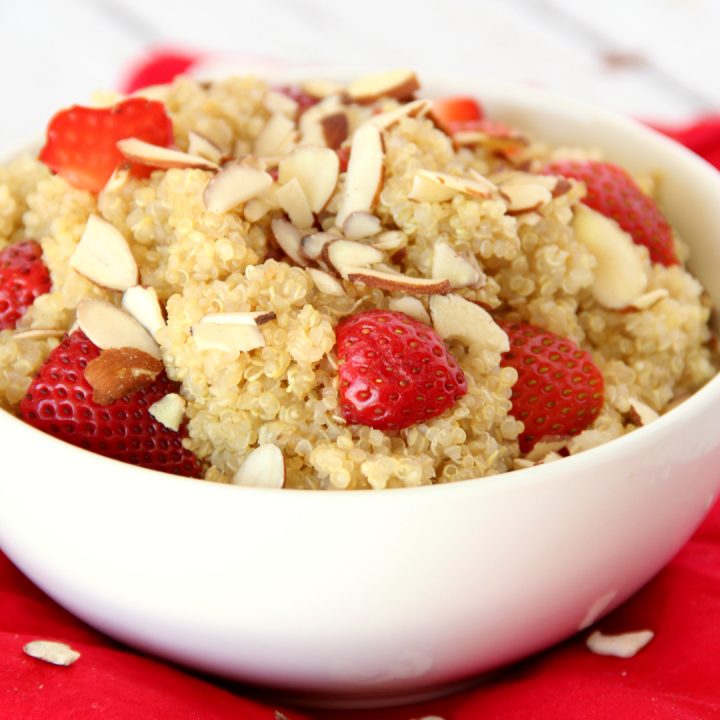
left=2, top=53, right=720, bottom=720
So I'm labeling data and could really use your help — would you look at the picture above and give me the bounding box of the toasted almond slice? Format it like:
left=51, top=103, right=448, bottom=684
left=336, top=124, right=385, bottom=227
left=102, top=165, right=131, bottom=194
left=149, top=393, right=187, bottom=432
left=346, top=267, right=450, bottom=295
left=70, top=215, right=138, bottom=291
left=187, top=131, right=223, bottom=165
left=271, top=218, right=309, bottom=267
left=325, top=239, right=385, bottom=276
left=342, top=212, right=382, bottom=241
left=431, top=242, right=481, bottom=289
left=301, top=231, right=335, bottom=262
left=628, top=288, right=669, bottom=310
left=263, top=90, right=299, bottom=116
left=320, top=113, right=349, bottom=150
left=299, top=95, right=344, bottom=146
left=308, top=268, right=346, bottom=296
left=513, top=458, right=536, bottom=470
left=586, top=629, right=654, bottom=658
left=387, top=296, right=431, bottom=324
left=244, top=198, right=270, bottom=222
left=369, top=99, right=433, bottom=130
left=77, top=298, right=161, bottom=359
left=429, top=294, right=509, bottom=352
left=278, top=146, right=340, bottom=213
left=121, top=285, right=165, bottom=340
left=372, top=230, right=407, bottom=251
left=191, top=322, right=266, bottom=353
left=201, top=311, right=276, bottom=326
left=573, top=205, right=648, bottom=309
left=408, top=169, right=496, bottom=203
left=24, top=640, right=80, bottom=667
left=203, top=163, right=274, bottom=214
left=117, top=138, right=218, bottom=171
left=626, top=397, right=659, bottom=426
left=276, top=177, right=314, bottom=229
left=233, top=444, right=285, bottom=488
left=500, top=183, right=553, bottom=215
left=301, top=79, right=345, bottom=99
left=346, top=69, right=420, bottom=104
left=84, top=347, right=163, bottom=405
left=12, top=328, right=66, bottom=341
left=254, top=112, right=297, bottom=157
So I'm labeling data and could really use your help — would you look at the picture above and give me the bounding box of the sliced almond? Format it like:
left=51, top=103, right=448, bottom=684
left=148, top=393, right=187, bottom=432
left=271, top=218, right=308, bottom=267
left=525, top=437, right=570, bottom=462
left=320, top=113, right=349, bottom=150
left=102, top=165, right=131, bottom=194
left=586, top=630, right=654, bottom=658
left=117, top=138, right=218, bottom=171
left=301, top=231, right=335, bottom=262
left=200, top=311, right=276, bottom=326
left=369, top=99, right=433, bottom=131
left=121, top=285, right=165, bottom=340
left=70, top=215, right=138, bottom=291
left=233, top=444, right=286, bottom=488
left=336, top=124, right=385, bottom=227
left=84, top=347, right=163, bottom=405
left=301, top=79, right=345, bottom=99
left=628, top=288, right=669, bottom=310
left=572, top=205, right=647, bottom=309
left=276, top=177, right=314, bottom=229
left=387, top=296, right=431, bottom=324
left=513, top=458, right=536, bottom=470
left=500, top=183, right=552, bottom=215
left=429, top=294, right=509, bottom=352
left=263, top=90, right=299, bottom=116
left=408, top=169, right=496, bottom=203
left=254, top=112, right=297, bottom=157
left=24, top=640, right=80, bottom=667
left=346, top=69, right=420, bottom=104
left=203, top=163, right=274, bottom=214
left=187, top=131, right=223, bottom=165
left=191, top=322, right=266, bottom=353
left=278, top=146, right=340, bottom=214
left=626, top=397, right=659, bottom=426
left=372, top=230, right=407, bottom=251
left=325, top=239, right=384, bottom=276
left=342, top=212, right=382, bottom=241
left=431, top=242, right=481, bottom=289
left=244, top=198, right=270, bottom=223
left=12, top=328, right=66, bottom=341
left=346, top=267, right=451, bottom=295
left=307, top=268, right=346, bottom=296
left=299, top=95, right=344, bottom=146
left=76, top=298, right=161, bottom=359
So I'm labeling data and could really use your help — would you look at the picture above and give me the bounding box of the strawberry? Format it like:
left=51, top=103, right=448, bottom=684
left=274, top=85, right=319, bottom=116
left=39, top=97, right=174, bottom=193
left=19, top=331, right=202, bottom=478
left=336, top=309, right=467, bottom=431
left=542, top=160, right=678, bottom=266
left=0, top=241, right=51, bottom=331
left=432, top=96, right=484, bottom=134
left=499, top=320, right=604, bottom=453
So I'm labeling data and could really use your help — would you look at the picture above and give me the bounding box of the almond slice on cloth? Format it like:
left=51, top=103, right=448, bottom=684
left=70, top=215, right=138, bottom=291
left=307, top=268, right=346, bottom=296
left=191, top=321, right=266, bottom=353
left=254, top=112, right=298, bottom=157
left=200, top=311, right=276, bottom=326
left=263, top=90, right=299, bottom=116
left=76, top=298, right=161, bottom=359
left=23, top=640, right=80, bottom=667
left=324, top=239, right=384, bottom=276
left=271, top=218, right=309, bottom=267
left=408, top=169, right=497, bottom=203
left=431, top=241, right=482, bottom=289
left=572, top=204, right=648, bottom=309
left=342, top=212, right=382, bottom=241
left=187, top=131, right=223, bottom=164
left=121, top=285, right=165, bottom=340
left=117, top=138, right=218, bottom=171
left=276, top=177, right=314, bottom=229
left=429, top=294, right=509, bottom=352
left=345, top=267, right=451, bottom=295
left=586, top=629, right=654, bottom=658
left=320, top=113, right=349, bottom=150
left=233, top=444, right=286, bottom=488
left=387, top=296, right=431, bottom=324
left=84, top=347, right=163, bottom=405
left=336, top=124, right=385, bottom=227
left=203, top=163, right=274, bottom=214
left=12, top=328, right=67, bottom=341
left=148, top=393, right=187, bottom=432
left=369, top=99, right=433, bottom=130
left=346, top=69, right=420, bottom=104
left=278, top=146, right=340, bottom=213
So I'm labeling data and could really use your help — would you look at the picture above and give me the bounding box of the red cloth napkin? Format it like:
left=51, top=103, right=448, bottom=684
left=2, top=54, right=720, bottom=720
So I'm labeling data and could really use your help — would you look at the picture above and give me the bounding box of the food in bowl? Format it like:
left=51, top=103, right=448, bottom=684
left=0, top=69, right=716, bottom=490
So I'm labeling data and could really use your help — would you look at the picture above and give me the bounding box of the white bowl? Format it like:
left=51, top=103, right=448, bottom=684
left=2, top=70, right=720, bottom=709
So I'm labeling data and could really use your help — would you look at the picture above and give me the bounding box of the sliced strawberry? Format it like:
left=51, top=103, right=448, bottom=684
left=19, top=330, right=202, bottom=478
left=39, top=98, right=174, bottom=193
left=543, top=160, right=678, bottom=267
left=432, top=96, right=484, bottom=134
left=336, top=309, right=467, bottom=431
left=0, top=241, right=51, bottom=331
left=499, top=320, right=604, bottom=453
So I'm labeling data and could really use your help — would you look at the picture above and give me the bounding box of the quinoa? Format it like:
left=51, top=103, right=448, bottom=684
left=0, top=73, right=716, bottom=489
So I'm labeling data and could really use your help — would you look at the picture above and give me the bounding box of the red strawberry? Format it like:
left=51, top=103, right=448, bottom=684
left=0, top=241, right=51, bottom=331
left=336, top=309, right=467, bottom=431
left=499, top=320, right=604, bottom=453
left=542, top=160, right=678, bottom=267
left=432, top=96, right=484, bottom=133
left=19, top=331, right=202, bottom=478
left=39, top=97, right=174, bottom=193
left=274, top=85, right=319, bottom=116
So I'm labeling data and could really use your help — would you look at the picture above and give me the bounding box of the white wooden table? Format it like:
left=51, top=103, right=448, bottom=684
left=1, top=0, right=718, bottom=156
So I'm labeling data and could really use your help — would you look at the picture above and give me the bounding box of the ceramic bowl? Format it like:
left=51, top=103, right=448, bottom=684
left=2, top=70, right=720, bottom=709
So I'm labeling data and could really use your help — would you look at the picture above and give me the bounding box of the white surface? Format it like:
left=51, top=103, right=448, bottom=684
left=1, top=0, right=718, bottom=156
left=2, top=73, right=720, bottom=706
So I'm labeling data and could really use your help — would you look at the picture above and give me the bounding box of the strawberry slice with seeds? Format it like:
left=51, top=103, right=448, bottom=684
left=39, top=97, right=174, bottom=193
left=499, top=320, right=604, bottom=453
left=0, top=241, right=51, bottom=331
left=432, top=96, right=484, bottom=134
left=19, top=330, right=202, bottom=478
